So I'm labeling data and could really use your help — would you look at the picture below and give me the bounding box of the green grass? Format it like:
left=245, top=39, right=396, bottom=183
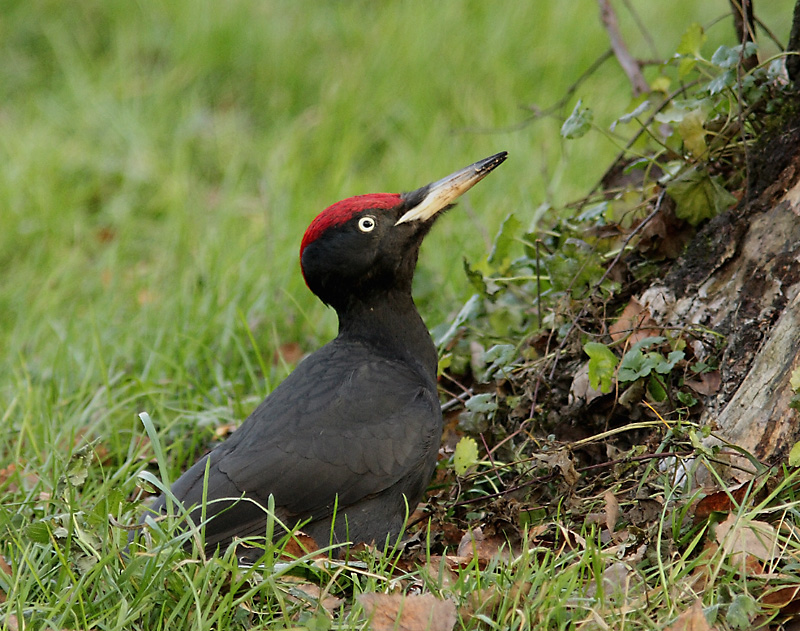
left=1, top=1, right=797, bottom=629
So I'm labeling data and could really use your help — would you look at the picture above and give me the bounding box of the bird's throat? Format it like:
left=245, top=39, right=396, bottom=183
left=335, top=290, right=438, bottom=383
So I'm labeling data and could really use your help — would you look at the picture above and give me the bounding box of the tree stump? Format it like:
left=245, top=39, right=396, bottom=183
left=649, top=110, right=800, bottom=472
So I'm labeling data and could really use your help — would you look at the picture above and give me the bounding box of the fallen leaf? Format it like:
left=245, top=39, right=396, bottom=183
left=715, top=513, right=780, bottom=563
left=761, top=584, right=800, bottom=616
left=456, top=527, right=511, bottom=566
left=357, top=593, right=457, bottom=631
left=684, top=371, right=721, bottom=396
left=694, top=483, right=749, bottom=520
left=293, top=582, right=343, bottom=615
left=609, top=298, right=661, bottom=345
left=604, top=490, right=619, bottom=535
left=535, top=450, right=580, bottom=486
left=664, top=599, right=713, bottom=631
left=281, top=531, right=320, bottom=559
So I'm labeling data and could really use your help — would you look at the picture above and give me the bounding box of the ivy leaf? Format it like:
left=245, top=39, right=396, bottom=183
left=711, top=43, right=758, bottom=69
left=678, top=108, right=708, bottom=158
left=790, top=366, right=800, bottom=392
left=676, top=23, right=706, bottom=58
left=666, top=167, right=737, bottom=226
left=707, top=69, right=736, bottom=95
left=454, top=437, right=479, bottom=475
left=648, top=374, right=668, bottom=402
left=488, top=213, right=522, bottom=270
left=619, top=349, right=659, bottom=382
left=711, top=45, right=738, bottom=69
left=465, top=393, right=497, bottom=414
left=584, top=342, right=618, bottom=393
left=610, top=100, right=651, bottom=131
left=727, top=593, right=757, bottom=629
left=654, top=350, right=685, bottom=374
left=561, top=100, right=593, bottom=139
left=789, top=441, right=800, bottom=467
left=435, top=293, right=482, bottom=347
left=483, top=344, right=517, bottom=380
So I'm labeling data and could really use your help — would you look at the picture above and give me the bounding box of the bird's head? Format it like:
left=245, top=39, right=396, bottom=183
left=299, top=152, right=507, bottom=310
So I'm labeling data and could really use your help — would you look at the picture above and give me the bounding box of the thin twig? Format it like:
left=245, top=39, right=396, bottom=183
left=597, top=0, right=649, bottom=96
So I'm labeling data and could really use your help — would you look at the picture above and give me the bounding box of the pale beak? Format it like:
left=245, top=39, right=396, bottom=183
left=395, top=152, right=508, bottom=225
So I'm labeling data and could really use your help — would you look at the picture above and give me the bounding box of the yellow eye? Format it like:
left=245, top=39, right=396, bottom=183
left=358, top=216, right=376, bottom=233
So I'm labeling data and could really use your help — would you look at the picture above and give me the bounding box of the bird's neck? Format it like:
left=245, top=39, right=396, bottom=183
left=335, top=290, right=438, bottom=383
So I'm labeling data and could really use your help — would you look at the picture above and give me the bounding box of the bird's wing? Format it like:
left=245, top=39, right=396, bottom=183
left=163, top=341, right=441, bottom=547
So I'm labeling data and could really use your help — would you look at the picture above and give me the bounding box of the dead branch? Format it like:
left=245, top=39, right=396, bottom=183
left=597, top=0, right=649, bottom=96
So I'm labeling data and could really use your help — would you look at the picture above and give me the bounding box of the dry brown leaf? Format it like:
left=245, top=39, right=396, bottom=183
left=281, top=531, right=320, bottom=559
left=293, top=582, right=343, bottom=615
left=536, top=450, right=579, bottom=486
left=604, top=490, right=619, bottom=535
left=358, top=593, right=457, bottom=631
left=715, top=513, right=781, bottom=563
left=456, top=527, right=511, bottom=566
left=585, top=561, right=633, bottom=601
left=609, top=298, right=661, bottom=345
left=694, top=483, right=750, bottom=521
left=684, top=371, right=721, bottom=396
left=761, top=584, right=800, bottom=616
left=664, top=599, right=713, bottom=631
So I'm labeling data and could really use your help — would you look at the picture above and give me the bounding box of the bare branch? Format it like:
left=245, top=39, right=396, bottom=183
left=729, top=0, right=758, bottom=71
left=597, top=0, right=649, bottom=96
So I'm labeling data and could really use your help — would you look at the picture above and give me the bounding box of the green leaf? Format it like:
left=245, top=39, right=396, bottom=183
left=711, top=43, right=757, bottom=69
left=676, top=23, right=706, bottom=58
left=465, top=392, right=497, bottom=413
left=790, top=366, right=800, bottom=392
left=677, top=108, right=707, bottom=158
left=26, top=521, right=51, bottom=544
left=788, top=441, right=800, bottom=467
left=648, top=374, right=667, bottom=402
left=454, top=437, right=479, bottom=475
left=726, top=593, right=757, bottom=630
left=483, top=344, right=517, bottom=379
left=629, top=336, right=666, bottom=354
left=666, top=167, right=737, bottom=226
left=488, top=213, right=522, bottom=269
left=610, top=100, right=651, bottom=131
left=677, top=391, right=698, bottom=407
left=707, top=69, right=735, bottom=95
left=711, top=45, right=737, bottom=69
left=584, top=342, right=618, bottom=393
left=678, top=57, right=697, bottom=78
left=619, top=349, right=659, bottom=382
left=561, top=99, right=593, bottom=139
left=654, top=350, right=685, bottom=374
left=435, top=293, right=482, bottom=347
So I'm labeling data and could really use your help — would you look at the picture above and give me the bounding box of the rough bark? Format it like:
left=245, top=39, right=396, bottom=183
left=644, top=109, right=800, bottom=474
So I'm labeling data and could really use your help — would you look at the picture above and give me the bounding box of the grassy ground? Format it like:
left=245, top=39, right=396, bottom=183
left=1, top=1, right=797, bottom=629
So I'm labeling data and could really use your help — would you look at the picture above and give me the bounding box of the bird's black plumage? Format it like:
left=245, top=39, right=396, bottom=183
left=137, top=152, right=507, bottom=557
